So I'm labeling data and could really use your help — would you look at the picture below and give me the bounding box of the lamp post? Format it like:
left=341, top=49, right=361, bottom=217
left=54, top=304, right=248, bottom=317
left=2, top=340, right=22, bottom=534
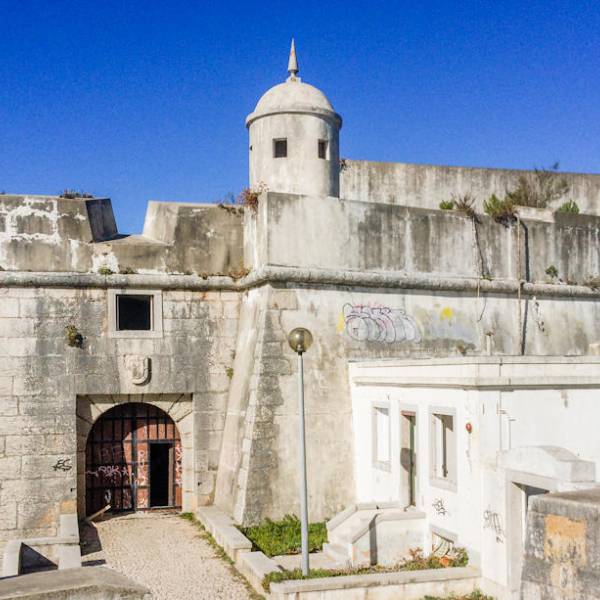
left=287, top=327, right=313, bottom=576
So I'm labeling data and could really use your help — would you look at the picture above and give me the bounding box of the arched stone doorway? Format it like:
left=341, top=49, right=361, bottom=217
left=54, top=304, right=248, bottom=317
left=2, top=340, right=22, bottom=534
left=85, top=403, right=182, bottom=515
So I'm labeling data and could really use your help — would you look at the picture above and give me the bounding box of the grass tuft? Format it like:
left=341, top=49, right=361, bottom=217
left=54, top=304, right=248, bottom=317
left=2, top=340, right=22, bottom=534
left=241, top=514, right=327, bottom=557
left=423, top=591, right=494, bottom=600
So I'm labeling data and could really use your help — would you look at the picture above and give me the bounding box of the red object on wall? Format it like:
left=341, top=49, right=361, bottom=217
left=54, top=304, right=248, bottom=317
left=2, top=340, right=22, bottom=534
left=465, top=422, right=473, bottom=433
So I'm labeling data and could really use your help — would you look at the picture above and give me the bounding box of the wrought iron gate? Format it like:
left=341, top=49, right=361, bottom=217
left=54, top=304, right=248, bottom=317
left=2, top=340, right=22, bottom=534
left=85, top=403, right=182, bottom=515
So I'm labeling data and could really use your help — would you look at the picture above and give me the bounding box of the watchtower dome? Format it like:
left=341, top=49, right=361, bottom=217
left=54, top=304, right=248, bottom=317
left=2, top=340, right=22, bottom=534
left=246, top=40, right=343, bottom=198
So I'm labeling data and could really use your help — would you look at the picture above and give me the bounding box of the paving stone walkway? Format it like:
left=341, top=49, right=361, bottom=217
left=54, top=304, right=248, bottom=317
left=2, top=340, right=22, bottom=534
left=82, top=511, right=253, bottom=600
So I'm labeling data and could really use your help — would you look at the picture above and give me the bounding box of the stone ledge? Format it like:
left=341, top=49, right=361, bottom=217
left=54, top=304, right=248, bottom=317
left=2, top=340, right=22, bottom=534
left=353, top=375, right=600, bottom=389
left=236, top=551, right=281, bottom=595
left=0, top=566, right=151, bottom=599
left=269, top=566, right=481, bottom=598
left=2, top=266, right=599, bottom=299
left=195, top=506, right=252, bottom=561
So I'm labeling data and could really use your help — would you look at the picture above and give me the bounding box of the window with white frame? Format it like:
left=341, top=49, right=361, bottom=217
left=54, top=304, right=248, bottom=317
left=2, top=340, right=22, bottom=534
left=372, top=404, right=391, bottom=469
left=431, top=412, right=456, bottom=484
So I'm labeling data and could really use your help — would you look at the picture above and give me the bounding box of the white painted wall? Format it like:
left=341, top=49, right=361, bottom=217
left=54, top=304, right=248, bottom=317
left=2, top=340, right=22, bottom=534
left=349, top=357, right=600, bottom=596
left=248, top=113, right=340, bottom=198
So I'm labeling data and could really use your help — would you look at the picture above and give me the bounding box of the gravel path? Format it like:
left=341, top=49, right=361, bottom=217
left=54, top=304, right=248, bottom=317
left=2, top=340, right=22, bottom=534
left=82, top=512, right=254, bottom=600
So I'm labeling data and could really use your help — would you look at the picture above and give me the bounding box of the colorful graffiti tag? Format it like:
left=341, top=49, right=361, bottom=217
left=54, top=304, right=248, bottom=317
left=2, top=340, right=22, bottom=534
left=340, top=303, right=421, bottom=343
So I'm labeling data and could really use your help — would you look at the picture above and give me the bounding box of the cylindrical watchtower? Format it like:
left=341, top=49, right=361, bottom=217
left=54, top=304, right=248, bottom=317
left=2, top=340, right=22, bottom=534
left=246, top=40, right=343, bottom=198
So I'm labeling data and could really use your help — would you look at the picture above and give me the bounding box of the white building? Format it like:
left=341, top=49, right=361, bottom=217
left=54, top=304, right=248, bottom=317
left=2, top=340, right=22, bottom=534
left=345, top=357, right=600, bottom=598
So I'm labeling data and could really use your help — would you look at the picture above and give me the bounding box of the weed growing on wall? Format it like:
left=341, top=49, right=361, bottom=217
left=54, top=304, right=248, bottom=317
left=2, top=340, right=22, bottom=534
left=423, top=591, right=494, bottom=600
left=59, top=189, right=94, bottom=199
left=545, top=265, right=559, bottom=279
left=483, top=194, right=516, bottom=224
left=452, top=193, right=477, bottom=218
left=65, top=324, right=84, bottom=348
left=238, top=182, right=268, bottom=213
left=504, top=163, right=569, bottom=209
left=439, top=200, right=454, bottom=210
left=556, top=199, right=580, bottom=214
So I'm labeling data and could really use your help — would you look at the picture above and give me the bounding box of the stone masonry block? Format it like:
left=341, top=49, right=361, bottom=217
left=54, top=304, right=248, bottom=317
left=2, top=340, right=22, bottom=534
left=0, top=300, right=18, bottom=318
left=0, top=397, right=17, bottom=416
left=22, top=455, right=75, bottom=479
left=0, top=380, right=12, bottom=396
left=0, top=502, right=17, bottom=529
left=0, top=319, right=35, bottom=337
left=268, top=290, right=298, bottom=310
left=0, top=338, right=37, bottom=357
left=1, top=478, right=69, bottom=504
left=17, top=501, right=59, bottom=530
left=0, top=457, right=21, bottom=480
left=223, top=302, right=239, bottom=318
left=0, top=417, right=55, bottom=437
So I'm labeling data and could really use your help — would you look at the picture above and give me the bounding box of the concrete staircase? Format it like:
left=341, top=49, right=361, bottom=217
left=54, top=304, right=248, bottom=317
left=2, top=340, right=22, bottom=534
left=324, top=502, right=426, bottom=567
left=2, top=513, right=82, bottom=577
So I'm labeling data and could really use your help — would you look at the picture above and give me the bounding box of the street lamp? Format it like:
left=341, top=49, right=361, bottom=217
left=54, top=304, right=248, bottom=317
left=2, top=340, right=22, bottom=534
left=287, top=327, right=313, bottom=576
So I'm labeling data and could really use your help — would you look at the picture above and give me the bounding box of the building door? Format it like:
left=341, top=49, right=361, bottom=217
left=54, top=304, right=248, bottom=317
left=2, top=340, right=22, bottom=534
left=508, top=482, right=548, bottom=598
left=85, top=403, right=182, bottom=515
left=401, top=412, right=417, bottom=508
left=150, top=443, right=173, bottom=507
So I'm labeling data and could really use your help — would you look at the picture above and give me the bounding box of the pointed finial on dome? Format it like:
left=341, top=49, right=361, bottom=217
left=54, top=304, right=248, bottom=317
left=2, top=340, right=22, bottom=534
left=287, top=38, right=300, bottom=81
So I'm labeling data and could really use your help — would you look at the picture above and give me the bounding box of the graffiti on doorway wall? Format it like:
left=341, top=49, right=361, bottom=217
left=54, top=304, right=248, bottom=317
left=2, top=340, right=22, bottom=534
left=483, top=508, right=505, bottom=543
left=339, top=303, right=421, bottom=343
left=52, top=457, right=72, bottom=472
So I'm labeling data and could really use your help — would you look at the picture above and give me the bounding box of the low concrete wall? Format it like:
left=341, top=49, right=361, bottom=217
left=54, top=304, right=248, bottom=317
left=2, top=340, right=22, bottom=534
left=269, top=566, right=481, bottom=600
left=521, top=488, right=600, bottom=599
left=0, top=566, right=151, bottom=599
left=352, top=512, right=426, bottom=567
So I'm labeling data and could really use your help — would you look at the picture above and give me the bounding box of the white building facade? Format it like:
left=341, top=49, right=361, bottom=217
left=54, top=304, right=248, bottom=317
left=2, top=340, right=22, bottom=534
left=348, top=357, right=600, bottom=598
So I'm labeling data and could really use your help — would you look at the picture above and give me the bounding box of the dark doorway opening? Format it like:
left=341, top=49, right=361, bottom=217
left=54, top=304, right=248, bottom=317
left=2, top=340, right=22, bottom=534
left=150, top=443, right=173, bottom=507
left=85, top=403, right=182, bottom=515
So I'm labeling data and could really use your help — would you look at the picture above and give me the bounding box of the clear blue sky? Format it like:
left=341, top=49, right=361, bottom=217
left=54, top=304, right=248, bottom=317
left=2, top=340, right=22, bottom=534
left=2, top=1, right=599, bottom=233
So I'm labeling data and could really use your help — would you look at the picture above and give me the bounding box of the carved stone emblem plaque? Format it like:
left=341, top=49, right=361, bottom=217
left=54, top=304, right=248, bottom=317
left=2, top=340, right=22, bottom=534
left=124, top=355, right=151, bottom=385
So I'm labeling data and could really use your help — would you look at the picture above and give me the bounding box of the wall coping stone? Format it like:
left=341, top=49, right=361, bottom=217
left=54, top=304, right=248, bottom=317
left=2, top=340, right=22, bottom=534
left=2, top=266, right=600, bottom=299
left=353, top=375, right=600, bottom=389
left=269, top=565, right=481, bottom=594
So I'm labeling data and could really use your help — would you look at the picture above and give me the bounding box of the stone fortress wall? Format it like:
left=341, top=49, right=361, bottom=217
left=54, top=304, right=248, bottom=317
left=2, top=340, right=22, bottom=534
left=2, top=157, right=600, bottom=559
left=341, top=159, right=600, bottom=216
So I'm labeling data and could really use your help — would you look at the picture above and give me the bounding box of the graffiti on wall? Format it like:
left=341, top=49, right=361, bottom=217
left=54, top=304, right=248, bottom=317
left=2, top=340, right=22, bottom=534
left=483, top=508, right=505, bottom=543
left=52, top=457, right=72, bottom=472
left=339, top=303, right=421, bottom=343
left=432, top=498, right=448, bottom=516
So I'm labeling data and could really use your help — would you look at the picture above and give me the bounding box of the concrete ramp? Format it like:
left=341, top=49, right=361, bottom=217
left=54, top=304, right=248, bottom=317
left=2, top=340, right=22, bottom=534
left=0, top=566, right=151, bottom=600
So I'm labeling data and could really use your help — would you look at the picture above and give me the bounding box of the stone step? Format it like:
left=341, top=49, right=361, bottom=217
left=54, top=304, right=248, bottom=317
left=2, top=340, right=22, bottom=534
left=323, top=542, right=350, bottom=566
left=327, top=509, right=378, bottom=544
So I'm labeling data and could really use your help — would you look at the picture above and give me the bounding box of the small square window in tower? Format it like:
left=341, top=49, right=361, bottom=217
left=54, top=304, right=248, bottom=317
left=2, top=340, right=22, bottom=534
left=117, top=294, right=153, bottom=331
left=273, top=138, right=287, bottom=158
left=318, top=139, right=328, bottom=159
